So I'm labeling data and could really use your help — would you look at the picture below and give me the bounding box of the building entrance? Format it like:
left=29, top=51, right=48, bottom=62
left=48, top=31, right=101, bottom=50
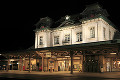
left=83, top=55, right=99, bottom=72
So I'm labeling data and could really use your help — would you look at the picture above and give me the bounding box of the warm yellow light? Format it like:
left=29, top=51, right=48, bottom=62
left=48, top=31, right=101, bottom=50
left=119, top=62, right=120, bottom=64
left=65, top=56, right=70, bottom=57
left=110, top=53, right=116, bottom=54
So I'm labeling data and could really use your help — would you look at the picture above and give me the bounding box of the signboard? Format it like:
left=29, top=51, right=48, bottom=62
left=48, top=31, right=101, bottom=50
left=46, top=52, right=51, bottom=57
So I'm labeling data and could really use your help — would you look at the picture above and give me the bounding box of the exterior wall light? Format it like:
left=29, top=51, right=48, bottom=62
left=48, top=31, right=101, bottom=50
left=110, top=53, right=116, bottom=54
left=65, top=56, right=70, bottom=57
left=118, top=62, right=120, bottom=64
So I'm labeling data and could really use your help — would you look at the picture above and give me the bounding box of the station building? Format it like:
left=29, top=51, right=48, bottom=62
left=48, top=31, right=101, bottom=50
left=1, top=3, right=120, bottom=73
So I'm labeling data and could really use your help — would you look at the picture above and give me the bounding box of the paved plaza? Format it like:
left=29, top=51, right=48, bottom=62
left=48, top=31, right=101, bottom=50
left=0, top=71, right=120, bottom=80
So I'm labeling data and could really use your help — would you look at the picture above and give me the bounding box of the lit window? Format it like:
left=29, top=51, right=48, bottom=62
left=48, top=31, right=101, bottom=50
left=54, top=36, right=59, bottom=44
left=76, top=32, right=82, bottom=42
left=103, top=27, right=106, bottom=38
left=64, top=34, right=70, bottom=42
left=113, top=60, right=120, bottom=68
left=39, top=36, right=43, bottom=45
left=90, top=27, right=95, bottom=38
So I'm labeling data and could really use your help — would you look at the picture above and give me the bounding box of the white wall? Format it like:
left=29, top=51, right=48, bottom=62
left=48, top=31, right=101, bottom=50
left=35, top=18, right=117, bottom=48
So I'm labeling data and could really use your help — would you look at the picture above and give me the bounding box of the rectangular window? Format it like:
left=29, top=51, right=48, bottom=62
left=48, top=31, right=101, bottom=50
left=103, top=27, right=106, bottom=38
left=90, top=27, right=95, bottom=38
left=76, top=32, right=82, bottom=42
left=109, top=30, right=111, bottom=40
left=63, top=34, right=70, bottom=43
left=54, top=36, right=59, bottom=44
left=39, top=36, right=43, bottom=45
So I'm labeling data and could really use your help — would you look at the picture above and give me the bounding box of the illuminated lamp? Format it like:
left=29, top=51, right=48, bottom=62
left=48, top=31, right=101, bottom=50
left=119, top=62, right=120, bottom=64
left=110, top=53, right=116, bottom=54
left=65, top=15, right=70, bottom=20
left=65, top=56, right=70, bottom=57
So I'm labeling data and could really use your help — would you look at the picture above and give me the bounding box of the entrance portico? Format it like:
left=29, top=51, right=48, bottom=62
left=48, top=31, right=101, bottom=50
left=1, top=40, right=120, bottom=74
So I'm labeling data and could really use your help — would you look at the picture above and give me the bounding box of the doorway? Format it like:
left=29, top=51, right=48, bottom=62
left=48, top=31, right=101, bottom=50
left=83, top=55, right=99, bottom=72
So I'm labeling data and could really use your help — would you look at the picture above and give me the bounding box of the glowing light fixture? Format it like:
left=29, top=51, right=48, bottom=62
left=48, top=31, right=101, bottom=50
left=119, top=62, right=120, bottom=64
left=0, top=54, right=1, bottom=55
left=110, top=53, right=116, bottom=54
left=65, top=15, right=70, bottom=20
left=65, top=56, right=70, bottom=57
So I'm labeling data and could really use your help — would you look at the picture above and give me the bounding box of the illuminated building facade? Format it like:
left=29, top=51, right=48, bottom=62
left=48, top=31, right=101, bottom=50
left=33, top=3, right=120, bottom=72
left=1, top=3, right=120, bottom=73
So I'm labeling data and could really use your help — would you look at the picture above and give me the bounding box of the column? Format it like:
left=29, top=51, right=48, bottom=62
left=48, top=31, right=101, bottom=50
left=54, top=60, right=58, bottom=72
left=29, top=53, right=31, bottom=72
left=6, top=56, right=10, bottom=72
left=116, top=58, right=118, bottom=68
left=56, top=60, right=58, bottom=72
left=81, top=55, right=84, bottom=72
left=47, top=58, right=49, bottom=71
left=70, top=50, right=73, bottom=74
left=110, top=58, right=113, bottom=72
left=42, top=54, right=44, bottom=72
left=19, top=57, right=22, bottom=71
left=36, top=57, right=38, bottom=71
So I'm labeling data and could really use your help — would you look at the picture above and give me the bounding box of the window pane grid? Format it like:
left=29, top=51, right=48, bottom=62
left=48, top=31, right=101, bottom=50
left=76, top=32, right=82, bottom=42
left=39, top=36, right=43, bottom=45
left=90, top=27, right=95, bottom=38
left=54, top=36, right=59, bottom=44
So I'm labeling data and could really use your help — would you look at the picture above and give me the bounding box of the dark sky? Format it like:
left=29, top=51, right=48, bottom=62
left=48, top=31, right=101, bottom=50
left=0, top=0, right=120, bottom=52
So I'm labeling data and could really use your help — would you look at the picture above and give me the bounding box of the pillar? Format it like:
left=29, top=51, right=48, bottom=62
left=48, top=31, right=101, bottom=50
left=19, top=57, right=22, bottom=71
left=47, top=58, right=49, bottom=71
left=56, top=60, right=58, bottom=72
left=81, top=55, right=84, bottom=72
left=42, top=54, right=44, bottom=72
left=6, top=56, right=10, bottom=72
left=116, top=58, right=118, bottom=68
left=110, top=58, right=113, bottom=72
left=70, top=50, right=73, bottom=74
left=36, top=57, right=38, bottom=71
left=29, top=53, right=31, bottom=72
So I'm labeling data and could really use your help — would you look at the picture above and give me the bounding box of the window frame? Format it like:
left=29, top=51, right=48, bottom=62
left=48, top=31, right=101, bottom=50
left=90, top=27, right=95, bottom=38
left=103, top=27, right=106, bottom=39
left=39, top=36, right=43, bottom=45
left=76, top=32, right=82, bottom=42
left=54, top=36, right=59, bottom=45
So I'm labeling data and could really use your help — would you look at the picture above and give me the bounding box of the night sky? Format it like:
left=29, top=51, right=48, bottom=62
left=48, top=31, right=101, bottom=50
left=0, top=0, right=120, bottom=52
